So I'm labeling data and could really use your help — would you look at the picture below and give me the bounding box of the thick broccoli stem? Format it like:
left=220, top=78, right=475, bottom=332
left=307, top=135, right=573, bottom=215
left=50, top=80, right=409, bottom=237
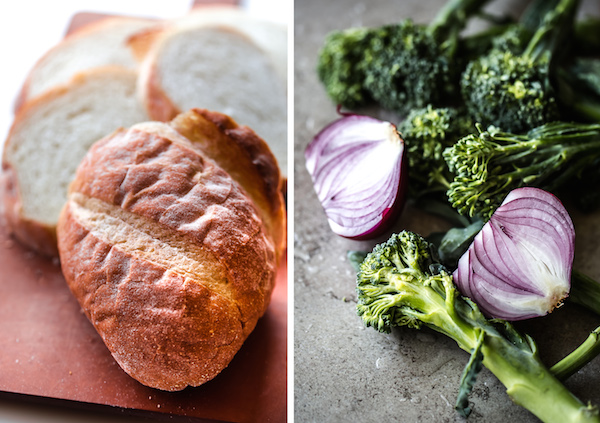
left=479, top=333, right=599, bottom=423
left=420, top=279, right=599, bottom=421
left=416, top=283, right=599, bottom=422
left=369, top=269, right=599, bottom=422
left=426, top=0, right=493, bottom=78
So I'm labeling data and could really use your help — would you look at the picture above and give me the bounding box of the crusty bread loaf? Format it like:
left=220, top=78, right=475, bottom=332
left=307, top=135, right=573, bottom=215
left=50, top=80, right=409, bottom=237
left=133, top=6, right=288, bottom=176
left=56, top=109, right=285, bottom=391
left=14, top=16, right=156, bottom=111
left=2, top=67, right=149, bottom=256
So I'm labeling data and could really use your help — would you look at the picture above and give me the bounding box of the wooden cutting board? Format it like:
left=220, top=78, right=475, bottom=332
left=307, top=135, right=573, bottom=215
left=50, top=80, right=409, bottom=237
left=0, top=3, right=287, bottom=422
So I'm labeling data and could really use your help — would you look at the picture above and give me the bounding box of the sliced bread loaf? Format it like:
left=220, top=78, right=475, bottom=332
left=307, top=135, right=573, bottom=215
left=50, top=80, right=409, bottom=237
left=2, top=66, right=149, bottom=256
left=14, top=16, right=157, bottom=111
left=134, top=6, right=288, bottom=176
left=57, top=110, right=284, bottom=390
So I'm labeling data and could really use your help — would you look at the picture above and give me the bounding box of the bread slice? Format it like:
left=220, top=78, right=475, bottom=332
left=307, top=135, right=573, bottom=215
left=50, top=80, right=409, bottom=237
left=14, top=16, right=157, bottom=111
left=57, top=111, right=283, bottom=391
left=2, top=67, right=149, bottom=256
left=133, top=6, right=288, bottom=176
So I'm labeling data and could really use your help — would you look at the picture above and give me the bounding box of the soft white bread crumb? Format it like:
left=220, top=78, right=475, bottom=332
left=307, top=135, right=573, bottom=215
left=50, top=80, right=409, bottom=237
left=2, top=67, right=149, bottom=255
left=137, top=6, right=288, bottom=176
left=16, top=16, right=156, bottom=110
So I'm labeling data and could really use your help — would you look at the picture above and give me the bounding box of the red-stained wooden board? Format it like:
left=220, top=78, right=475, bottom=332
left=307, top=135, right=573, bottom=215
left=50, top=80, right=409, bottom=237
left=0, top=3, right=287, bottom=422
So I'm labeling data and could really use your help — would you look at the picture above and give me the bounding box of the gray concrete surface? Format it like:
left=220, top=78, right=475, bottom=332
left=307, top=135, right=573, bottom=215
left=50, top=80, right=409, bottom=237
left=293, top=0, right=600, bottom=421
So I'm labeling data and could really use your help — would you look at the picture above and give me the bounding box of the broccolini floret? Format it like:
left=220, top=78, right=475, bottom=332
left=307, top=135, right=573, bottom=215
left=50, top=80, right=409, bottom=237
left=317, top=0, right=491, bottom=114
left=316, top=27, right=374, bottom=109
left=356, top=231, right=600, bottom=422
left=443, top=121, right=600, bottom=220
left=461, top=0, right=579, bottom=133
left=361, top=20, right=450, bottom=114
left=398, top=105, right=472, bottom=195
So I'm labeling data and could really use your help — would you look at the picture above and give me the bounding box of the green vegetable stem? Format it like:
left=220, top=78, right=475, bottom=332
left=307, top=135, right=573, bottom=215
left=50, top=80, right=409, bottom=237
left=356, top=231, right=600, bottom=422
left=551, top=325, right=600, bottom=381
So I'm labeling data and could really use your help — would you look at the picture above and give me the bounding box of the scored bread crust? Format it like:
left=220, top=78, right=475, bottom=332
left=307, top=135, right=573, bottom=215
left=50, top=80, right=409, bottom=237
left=168, top=108, right=286, bottom=256
left=57, top=113, right=283, bottom=391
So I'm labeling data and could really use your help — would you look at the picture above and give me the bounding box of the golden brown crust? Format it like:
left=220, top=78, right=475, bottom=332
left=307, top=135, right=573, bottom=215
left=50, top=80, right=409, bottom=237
left=58, top=204, right=246, bottom=391
left=170, top=109, right=286, bottom=256
left=69, top=127, right=276, bottom=320
left=58, top=119, right=279, bottom=390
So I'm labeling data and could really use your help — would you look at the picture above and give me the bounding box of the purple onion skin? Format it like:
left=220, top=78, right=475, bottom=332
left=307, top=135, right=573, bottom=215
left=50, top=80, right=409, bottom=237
left=453, top=187, right=575, bottom=321
left=305, top=113, right=408, bottom=240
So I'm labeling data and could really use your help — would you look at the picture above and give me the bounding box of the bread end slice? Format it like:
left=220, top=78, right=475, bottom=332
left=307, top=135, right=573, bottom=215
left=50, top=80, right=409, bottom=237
left=2, top=66, right=149, bottom=256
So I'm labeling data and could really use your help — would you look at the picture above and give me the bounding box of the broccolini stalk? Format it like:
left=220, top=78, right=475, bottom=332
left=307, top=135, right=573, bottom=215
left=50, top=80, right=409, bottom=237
left=518, top=0, right=562, bottom=33
left=356, top=231, right=600, bottom=423
left=461, top=0, right=579, bottom=133
left=551, top=325, right=600, bottom=381
left=444, top=121, right=600, bottom=220
left=398, top=105, right=472, bottom=197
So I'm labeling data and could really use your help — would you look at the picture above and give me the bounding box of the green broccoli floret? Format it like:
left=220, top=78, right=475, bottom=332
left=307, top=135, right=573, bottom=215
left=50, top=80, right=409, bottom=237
left=316, top=0, right=491, bottom=114
left=364, top=0, right=493, bottom=115
left=316, top=27, right=374, bottom=109
left=398, top=105, right=473, bottom=196
left=461, top=0, right=579, bottom=133
left=356, top=231, right=600, bottom=422
left=443, top=121, right=600, bottom=220
left=360, top=20, right=451, bottom=115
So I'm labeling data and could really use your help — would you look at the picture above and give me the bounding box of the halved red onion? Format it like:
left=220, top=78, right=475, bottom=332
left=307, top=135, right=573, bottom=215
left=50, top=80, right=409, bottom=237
left=453, top=187, right=575, bottom=321
left=305, top=113, right=407, bottom=239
